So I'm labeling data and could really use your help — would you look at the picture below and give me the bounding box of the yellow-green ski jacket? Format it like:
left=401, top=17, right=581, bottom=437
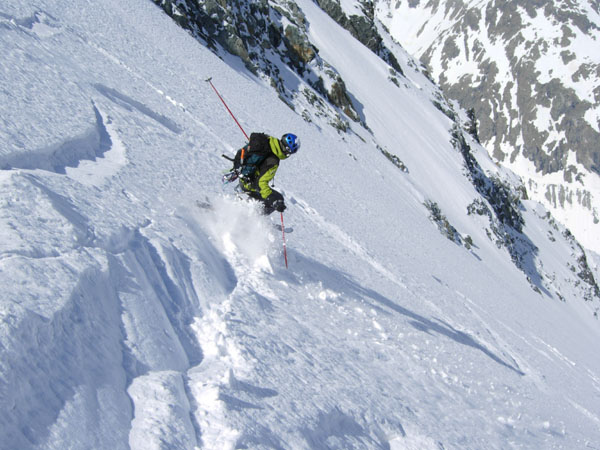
left=239, top=136, right=288, bottom=199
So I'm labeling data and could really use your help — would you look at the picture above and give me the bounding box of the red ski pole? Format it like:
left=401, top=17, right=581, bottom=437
left=206, top=77, right=249, bottom=141
left=280, top=212, right=288, bottom=269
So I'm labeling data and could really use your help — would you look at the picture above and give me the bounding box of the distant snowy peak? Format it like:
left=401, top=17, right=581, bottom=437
left=377, top=0, right=600, bottom=251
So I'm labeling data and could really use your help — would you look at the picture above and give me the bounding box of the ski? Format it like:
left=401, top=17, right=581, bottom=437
left=273, top=223, right=293, bottom=233
left=196, top=199, right=213, bottom=210
left=195, top=199, right=292, bottom=234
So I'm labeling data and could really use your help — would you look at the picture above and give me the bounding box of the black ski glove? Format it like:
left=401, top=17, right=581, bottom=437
left=265, top=191, right=286, bottom=213
left=273, top=199, right=286, bottom=212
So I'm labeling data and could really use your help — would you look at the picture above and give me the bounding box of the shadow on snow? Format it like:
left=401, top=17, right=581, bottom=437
left=286, top=253, right=525, bottom=377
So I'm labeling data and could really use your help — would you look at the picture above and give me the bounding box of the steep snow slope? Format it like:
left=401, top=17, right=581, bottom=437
left=1, top=0, right=600, bottom=449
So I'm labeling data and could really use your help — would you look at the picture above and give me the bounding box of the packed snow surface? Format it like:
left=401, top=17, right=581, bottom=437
left=1, top=0, right=600, bottom=449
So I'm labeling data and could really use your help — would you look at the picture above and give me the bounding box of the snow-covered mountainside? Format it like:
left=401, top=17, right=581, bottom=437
left=377, top=0, right=600, bottom=253
left=1, top=0, right=600, bottom=448
left=153, top=0, right=600, bottom=306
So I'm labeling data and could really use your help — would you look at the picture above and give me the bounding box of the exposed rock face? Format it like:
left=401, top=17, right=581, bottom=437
left=377, top=0, right=600, bottom=252
left=314, top=0, right=403, bottom=74
left=153, top=0, right=360, bottom=128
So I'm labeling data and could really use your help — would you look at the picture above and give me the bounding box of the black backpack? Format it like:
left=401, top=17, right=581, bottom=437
left=239, top=133, right=272, bottom=179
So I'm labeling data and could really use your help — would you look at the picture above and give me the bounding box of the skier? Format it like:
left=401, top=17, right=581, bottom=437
left=230, top=132, right=300, bottom=215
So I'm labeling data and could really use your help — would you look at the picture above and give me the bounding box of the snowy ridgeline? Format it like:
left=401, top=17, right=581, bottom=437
left=1, top=0, right=600, bottom=449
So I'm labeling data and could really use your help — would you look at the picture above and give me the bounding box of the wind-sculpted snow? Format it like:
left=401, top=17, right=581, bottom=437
left=0, top=104, right=104, bottom=174
left=1, top=0, right=600, bottom=448
left=94, top=84, right=182, bottom=135
left=0, top=184, right=239, bottom=448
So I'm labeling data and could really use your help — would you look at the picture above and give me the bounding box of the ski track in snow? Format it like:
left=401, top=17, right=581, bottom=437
left=291, top=195, right=409, bottom=290
left=292, top=193, right=528, bottom=380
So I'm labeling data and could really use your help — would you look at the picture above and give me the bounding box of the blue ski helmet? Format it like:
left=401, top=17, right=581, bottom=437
left=281, top=133, right=300, bottom=155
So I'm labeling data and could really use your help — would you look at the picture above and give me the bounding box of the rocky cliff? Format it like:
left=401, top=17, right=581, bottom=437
left=377, top=0, right=600, bottom=252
